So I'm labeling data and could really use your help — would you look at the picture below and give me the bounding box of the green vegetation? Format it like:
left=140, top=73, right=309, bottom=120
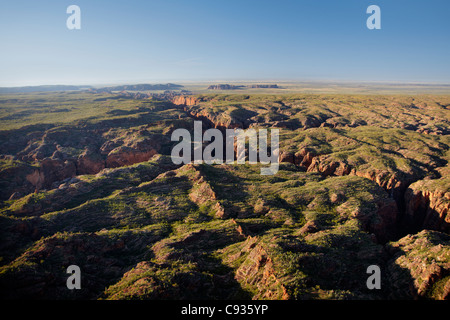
left=0, top=91, right=449, bottom=300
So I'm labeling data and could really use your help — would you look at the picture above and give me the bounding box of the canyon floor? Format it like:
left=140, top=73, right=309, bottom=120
left=0, top=89, right=449, bottom=300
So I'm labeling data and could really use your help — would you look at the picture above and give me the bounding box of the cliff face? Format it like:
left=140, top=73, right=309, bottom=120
left=406, top=188, right=450, bottom=232
left=404, top=169, right=450, bottom=233
left=25, top=158, right=76, bottom=191
left=105, top=142, right=159, bottom=168
left=171, top=95, right=199, bottom=106
left=1, top=127, right=168, bottom=198
left=77, top=149, right=105, bottom=175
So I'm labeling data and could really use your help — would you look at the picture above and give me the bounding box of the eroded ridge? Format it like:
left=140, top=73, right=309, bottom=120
left=0, top=92, right=449, bottom=299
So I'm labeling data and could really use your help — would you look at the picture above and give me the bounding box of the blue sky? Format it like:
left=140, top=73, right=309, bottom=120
left=0, top=0, right=449, bottom=86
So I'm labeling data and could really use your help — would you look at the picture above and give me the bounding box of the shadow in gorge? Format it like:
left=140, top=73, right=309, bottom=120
left=275, top=230, right=417, bottom=300
left=184, top=254, right=254, bottom=300
left=383, top=244, right=422, bottom=300
left=0, top=231, right=165, bottom=300
left=148, top=227, right=254, bottom=299
left=194, top=164, right=253, bottom=217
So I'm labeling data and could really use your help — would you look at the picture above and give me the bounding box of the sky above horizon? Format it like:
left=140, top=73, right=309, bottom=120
left=1, top=0, right=449, bottom=86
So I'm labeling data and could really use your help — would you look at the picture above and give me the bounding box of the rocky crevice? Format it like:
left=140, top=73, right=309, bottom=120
left=13, top=94, right=446, bottom=240
left=173, top=93, right=449, bottom=240
left=404, top=182, right=450, bottom=234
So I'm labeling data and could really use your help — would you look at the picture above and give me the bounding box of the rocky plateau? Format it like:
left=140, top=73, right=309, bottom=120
left=0, top=91, right=449, bottom=300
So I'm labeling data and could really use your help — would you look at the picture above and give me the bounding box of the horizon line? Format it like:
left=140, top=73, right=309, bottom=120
left=2, top=79, right=450, bottom=89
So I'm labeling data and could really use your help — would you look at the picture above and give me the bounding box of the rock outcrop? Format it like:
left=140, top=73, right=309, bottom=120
left=106, top=135, right=164, bottom=168
left=233, top=236, right=290, bottom=300
left=77, top=149, right=105, bottom=175
left=172, top=95, right=200, bottom=106
left=26, top=158, right=76, bottom=191
left=106, top=146, right=157, bottom=168
left=186, top=165, right=228, bottom=219
left=279, top=148, right=408, bottom=202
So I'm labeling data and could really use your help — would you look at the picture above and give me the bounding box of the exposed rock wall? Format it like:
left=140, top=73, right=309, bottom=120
left=405, top=180, right=450, bottom=233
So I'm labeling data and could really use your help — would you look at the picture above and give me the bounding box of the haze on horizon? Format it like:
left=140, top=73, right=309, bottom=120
left=1, top=0, right=449, bottom=87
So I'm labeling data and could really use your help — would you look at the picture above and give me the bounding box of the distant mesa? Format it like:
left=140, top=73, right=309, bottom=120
left=101, top=83, right=184, bottom=92
left=0, top=85, right=92, bottom=93
left=88, top=84, right=188, bottom=98
left=207, top=84, right=279, bottom=90
left=247, top=84, right=279, bottom=89
left=207, top=84, right=245, bottom=90
left=0, top=83, right=184, bottom=94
